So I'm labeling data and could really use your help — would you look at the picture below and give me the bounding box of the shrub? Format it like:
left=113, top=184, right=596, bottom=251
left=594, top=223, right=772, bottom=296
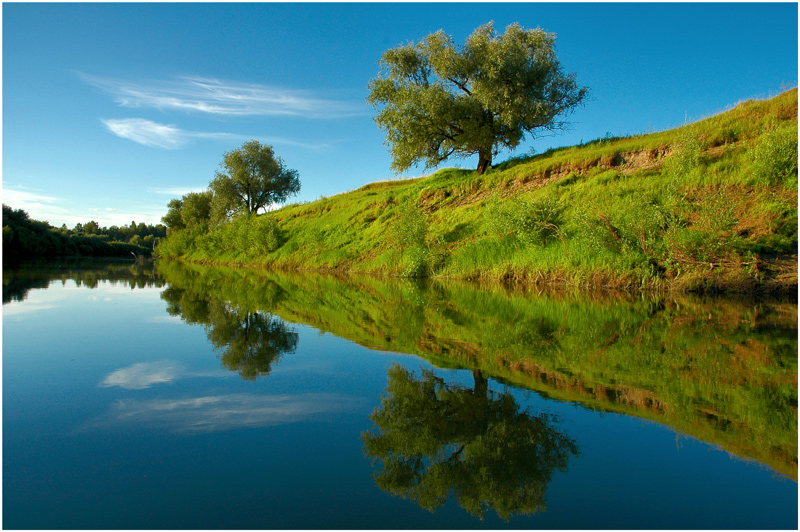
left=666, top=130, right=702, bottom=180
left=393, top=198, right=428, bottom=250
left=487, top=195, right=563, bottom=247
left=749, top=123, right=798, bottom=186
left=401, top=245, right=430, bottom=278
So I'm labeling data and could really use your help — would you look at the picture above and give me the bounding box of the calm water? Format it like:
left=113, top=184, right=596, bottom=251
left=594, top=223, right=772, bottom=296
left=3, top=260, right=797, bottom=529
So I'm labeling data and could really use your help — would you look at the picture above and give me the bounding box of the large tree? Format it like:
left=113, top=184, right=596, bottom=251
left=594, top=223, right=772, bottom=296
left=368, top=22, right=588, bottom=175
left=210, top=140, right=301, bottom=222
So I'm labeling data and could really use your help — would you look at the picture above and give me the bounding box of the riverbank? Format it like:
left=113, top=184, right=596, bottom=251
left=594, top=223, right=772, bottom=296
left=156, top=89, right=798, bottom=295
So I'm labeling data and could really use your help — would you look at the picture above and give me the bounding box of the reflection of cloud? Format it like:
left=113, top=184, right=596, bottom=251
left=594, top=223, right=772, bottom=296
left=101, top=361, right=182, bottom=389
left=85, top=393, right=361, bottom=433
left=80, top=73, right=366, bottom=118
left=2, top=301, right=56, bottom=315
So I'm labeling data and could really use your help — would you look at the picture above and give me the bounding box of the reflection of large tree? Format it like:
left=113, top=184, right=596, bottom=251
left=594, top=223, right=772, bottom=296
left=160, top=284, right=298, bottom=381
left=362, top=364, right=579, bottom=520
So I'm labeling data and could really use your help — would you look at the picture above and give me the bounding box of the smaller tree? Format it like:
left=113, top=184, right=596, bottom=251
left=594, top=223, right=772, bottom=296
left=162, top=198, right=185, bottom=232
left=180, top=191, right=213, bottom=228
left=162, top=191, right=214, bottom=232
left=210, top=140, right=301, bottom=223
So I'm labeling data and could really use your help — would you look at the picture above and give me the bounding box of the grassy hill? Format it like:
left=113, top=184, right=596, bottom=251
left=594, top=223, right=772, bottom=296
left=156, top=89, right=798, bottom=294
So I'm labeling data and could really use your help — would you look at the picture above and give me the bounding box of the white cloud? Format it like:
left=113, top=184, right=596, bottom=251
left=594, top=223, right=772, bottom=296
left=2, top=188, right=60, bottom=207
left=2, top=188, right=83, bottom=226
left=102, top=118, right=190, bottom=149
left=83, top=393, right=362, bottom=433
left=80, top=73, right=366, bottom=119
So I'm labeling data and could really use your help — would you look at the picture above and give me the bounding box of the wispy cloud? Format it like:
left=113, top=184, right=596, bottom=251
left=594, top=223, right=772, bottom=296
left=102, top=117, right=329, bottom=151
left=80, top=73, right=366, bottom=119
left=147, top=186, right=209, bottom=196
left=82, top=393, right=362, bottom=433
left=102, top=118, right=193, bottom=149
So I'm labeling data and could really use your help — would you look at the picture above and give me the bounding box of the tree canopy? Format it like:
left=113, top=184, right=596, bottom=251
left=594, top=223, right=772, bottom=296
left=162, top=191, right=214, bottom=232
left=210, top=140, right=301, bottom=222
left=367, top=22, right=588, bottom=175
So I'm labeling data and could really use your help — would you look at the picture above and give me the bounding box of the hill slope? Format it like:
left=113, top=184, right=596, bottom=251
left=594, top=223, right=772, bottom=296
left=157, top=89, right=798, bottom=294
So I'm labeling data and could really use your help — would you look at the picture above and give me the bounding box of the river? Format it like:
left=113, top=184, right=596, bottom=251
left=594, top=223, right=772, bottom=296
left=3, top=260, right=797, bottom=529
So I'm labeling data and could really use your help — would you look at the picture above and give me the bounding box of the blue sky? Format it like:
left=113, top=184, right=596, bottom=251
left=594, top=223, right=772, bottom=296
left=3, top=2, right=797, bottom=228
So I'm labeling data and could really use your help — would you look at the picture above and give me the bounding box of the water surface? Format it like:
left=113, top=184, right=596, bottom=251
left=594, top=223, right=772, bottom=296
left=3, top=260, right=797, bottom=529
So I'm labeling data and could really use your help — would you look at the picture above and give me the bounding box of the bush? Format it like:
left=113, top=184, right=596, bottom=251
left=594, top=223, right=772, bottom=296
left=666, top=130, right=702, bottom=180
left=487, top=195, right=563, bottom=247
left=749, top=123, right=798, bottom=186
left=401, top=245, right=430, bottom=278
left=393, top=198, right=428, bottom=250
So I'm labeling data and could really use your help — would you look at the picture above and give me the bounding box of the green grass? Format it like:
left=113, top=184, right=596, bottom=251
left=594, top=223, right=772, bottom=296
left=157, top=89, right=798, bottom=293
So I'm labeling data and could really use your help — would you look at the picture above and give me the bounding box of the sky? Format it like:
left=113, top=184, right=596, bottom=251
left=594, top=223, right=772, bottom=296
left=2, top=2, right=798, bottom=228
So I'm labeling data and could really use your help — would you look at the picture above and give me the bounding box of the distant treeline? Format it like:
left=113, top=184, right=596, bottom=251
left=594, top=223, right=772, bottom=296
left=2, top=204, right=166, bottom=262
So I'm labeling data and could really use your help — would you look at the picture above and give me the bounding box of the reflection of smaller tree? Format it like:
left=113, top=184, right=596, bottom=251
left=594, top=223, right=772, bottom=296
left=362, top=364, right=579, bottom=520
left=160, top=283, right=298, bottom=381
left=206, top=305, right=298, bottom=381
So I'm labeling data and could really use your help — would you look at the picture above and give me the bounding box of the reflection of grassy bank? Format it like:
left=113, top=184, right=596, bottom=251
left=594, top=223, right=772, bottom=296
left=157, top=90, right=797, bottom=294
left=157, top=260, right=798, bottom=480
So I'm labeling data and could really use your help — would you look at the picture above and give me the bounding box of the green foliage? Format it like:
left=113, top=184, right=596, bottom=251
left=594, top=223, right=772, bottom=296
left=180, top=191, right=213, bottom=228
left=2, top=204, right=155, bottom=261
left=181, top=213, right=282, bottom=260
left=488, top=195, right=563, bottom=247
left=153, top=225, right=207, bottom=259
left=749, top=122, right=798, bottom=186
left=362, top=364, right=578, bottom=520
left=162, top=198, right=185, bottom=231
left=210, top=140, right=301, bottom=221
left=158, top=263, right=297, bottom=381
left=391, top=198, right=435, bottom=277
left=665, top=129, right=702, bottom=180
left=393, top=198, right=428, bottom=249
left=367, top=22, right=588, bottom=174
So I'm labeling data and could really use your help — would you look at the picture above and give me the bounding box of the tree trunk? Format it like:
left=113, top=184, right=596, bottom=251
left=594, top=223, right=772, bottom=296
left=472, top=369, right=488, bottom=399
left=476, top=149, right=492, bottom=175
